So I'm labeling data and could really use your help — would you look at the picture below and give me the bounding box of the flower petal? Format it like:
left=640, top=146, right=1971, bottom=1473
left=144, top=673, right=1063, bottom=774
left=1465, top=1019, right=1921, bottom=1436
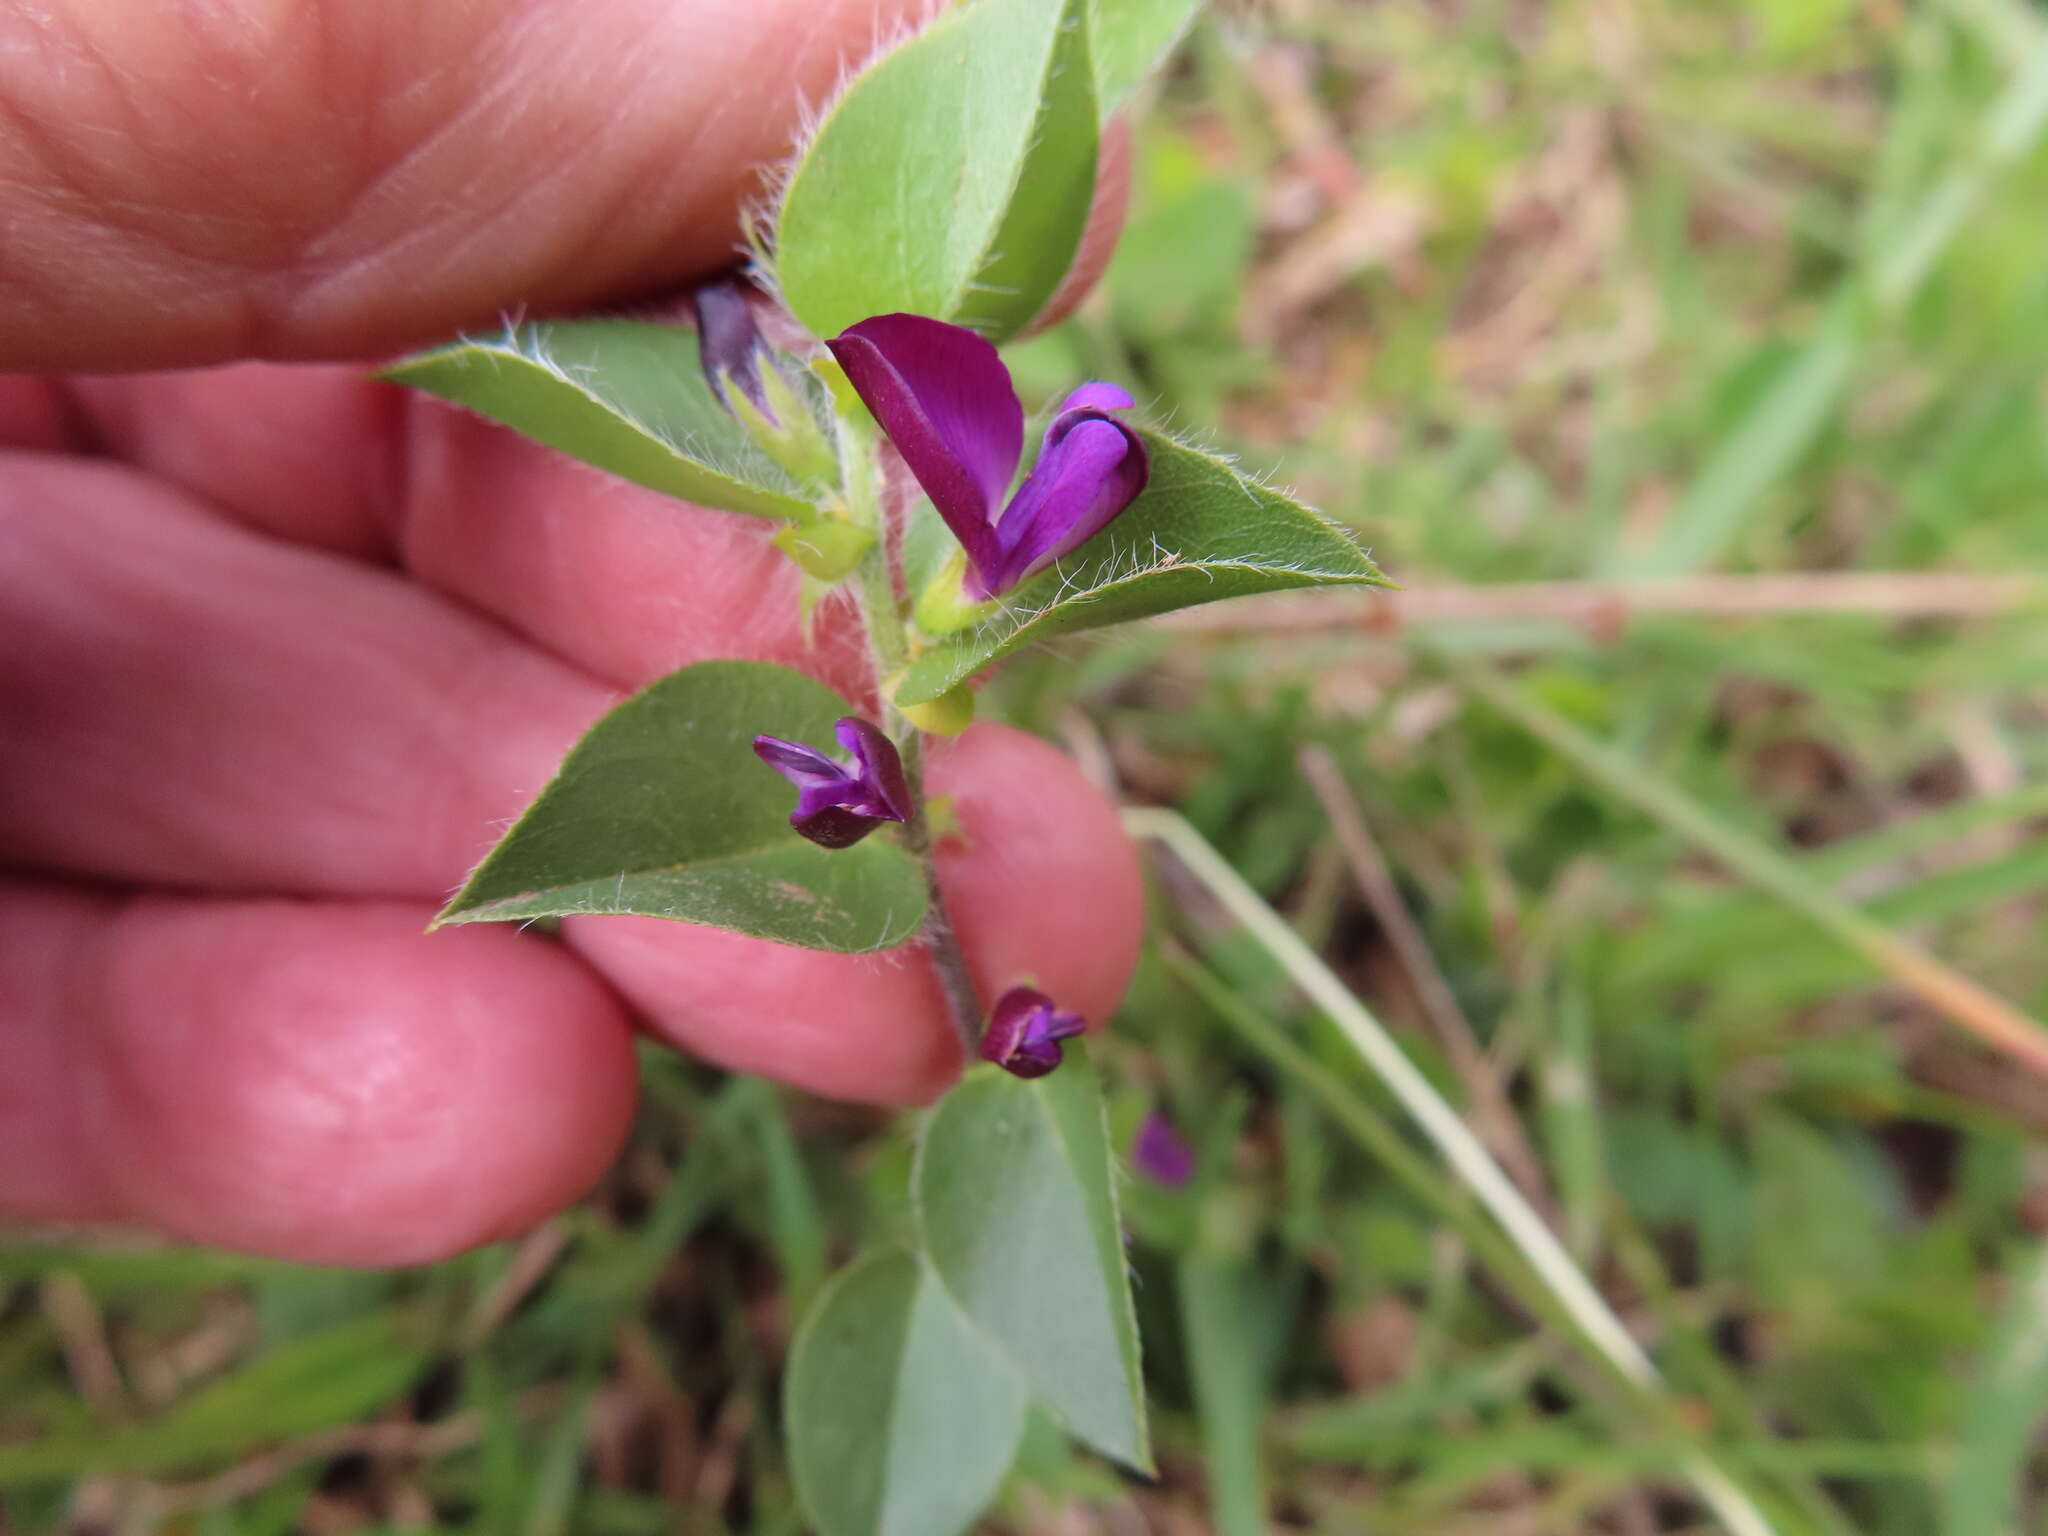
left=828, top=314, right=1023, bottom=580
left=982, top=415, right=1148, bottom=596
left=692, top=276, right=772, bottom=416
left=791, top=804, right=887, bottom=850
left=834, top=716, right=914, bottom=823
left=1131, top=1111, right=1194, bottom=1187
left=1004, top=1038, right=1066, bottom=1078
left=1058, top=381, right=1136, bottom=414
left=979, top=984, right=1050, bottom=1066
left=979, top=985, right=1088, bottom=1078
left=753, top=733, right=847, bottom=788
left=755, top=721, right=910, bottom=850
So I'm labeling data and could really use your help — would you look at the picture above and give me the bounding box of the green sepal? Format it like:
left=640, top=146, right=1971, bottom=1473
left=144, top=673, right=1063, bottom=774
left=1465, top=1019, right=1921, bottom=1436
left=913, top=549, right=998, bottom=637
left=774, top=517, right=876, bottom=584
left=897, top=682, right=976, bottom=736
left=733, top=364, right=842, bottom=488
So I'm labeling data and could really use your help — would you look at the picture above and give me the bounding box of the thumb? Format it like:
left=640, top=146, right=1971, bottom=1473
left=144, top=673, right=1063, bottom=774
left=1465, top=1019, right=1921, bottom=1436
left=1, top=0, right=925, bottom=370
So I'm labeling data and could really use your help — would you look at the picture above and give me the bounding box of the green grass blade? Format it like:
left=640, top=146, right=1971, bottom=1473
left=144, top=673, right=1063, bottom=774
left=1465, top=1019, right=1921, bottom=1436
left=1449, top=656, right=2048, bottom=1076
left=1176, top=1255, right=1269, bottom=1536
left=1939, top=1241, right=2048, bottom=1536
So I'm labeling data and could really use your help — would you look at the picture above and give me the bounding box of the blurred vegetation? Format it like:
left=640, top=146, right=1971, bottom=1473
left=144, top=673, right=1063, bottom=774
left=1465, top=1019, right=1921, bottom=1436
left=7, top=0, right=2048, bottom=1531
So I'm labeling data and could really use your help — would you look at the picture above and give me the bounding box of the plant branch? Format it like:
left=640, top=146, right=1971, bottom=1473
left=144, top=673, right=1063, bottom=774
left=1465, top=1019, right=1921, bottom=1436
left=1153, top=571, right=2042, bottom=636
left=1297, top=744, right=1559, bottom=1216
left=892, top=728, right=984, bottom=1059
left=840, top=411, right=982, bottom=1059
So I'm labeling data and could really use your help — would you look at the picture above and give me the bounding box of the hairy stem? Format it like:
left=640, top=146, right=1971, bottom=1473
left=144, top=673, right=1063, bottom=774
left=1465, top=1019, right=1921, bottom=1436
left=841, top=405, right=983, bottom=1059
left=893, top=731, right=985, bottom=1058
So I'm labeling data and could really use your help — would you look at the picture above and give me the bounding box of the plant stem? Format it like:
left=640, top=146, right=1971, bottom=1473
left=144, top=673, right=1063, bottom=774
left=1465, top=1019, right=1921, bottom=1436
left=840, top=408, right=983, bottom=1059
left=893, top=728, right=984, bottom=1059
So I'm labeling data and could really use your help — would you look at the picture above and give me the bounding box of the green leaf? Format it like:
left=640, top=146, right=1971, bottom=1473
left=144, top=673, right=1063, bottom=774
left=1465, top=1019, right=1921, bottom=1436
left=382, top=320, right=816, bottom=520
left=775, top=0, right=1098, bottom=344
left=897, top=430, right=1387, bottom=704
left=786, top=1247, right=1029, bottom=1536
left=913, top=1049, right=1151, bottom=1471
left=1089, top=0, right=1205, bottom=112
left=437, top=660, right=927, bottom=953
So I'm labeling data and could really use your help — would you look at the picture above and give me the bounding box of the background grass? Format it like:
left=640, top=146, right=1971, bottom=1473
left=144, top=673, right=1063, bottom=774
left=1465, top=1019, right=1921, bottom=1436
left=7, top=0, right=2048, bottom=1530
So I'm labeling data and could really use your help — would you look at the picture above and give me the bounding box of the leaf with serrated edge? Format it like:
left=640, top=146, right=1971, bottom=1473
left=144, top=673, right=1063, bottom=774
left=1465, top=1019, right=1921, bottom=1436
left=383, top=320, right=816, bottom=520
left=787, top=1248, right=1029, bottom=1536
left=437, top=661, right=926, bottom=954
left=775, top=0, right=1097, bottom=343
left=914, top=1050, right=1151, bottom=1472
left=897, top=429, right=1386, bottom=704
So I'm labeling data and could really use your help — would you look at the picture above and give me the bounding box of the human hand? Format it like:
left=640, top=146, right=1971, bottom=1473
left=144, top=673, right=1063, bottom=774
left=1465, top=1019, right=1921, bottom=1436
left=0, top=0, right=1142, bottom=1264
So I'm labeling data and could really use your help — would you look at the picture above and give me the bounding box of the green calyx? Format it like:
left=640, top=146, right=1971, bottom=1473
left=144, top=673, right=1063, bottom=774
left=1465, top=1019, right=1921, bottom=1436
left=913, top=549, right=1000, bottom=637
left=774, top=516, right=875, bottom=584
left=728, top=363, right=840, bottom=489
left=892, top=678, right=976, bottom=736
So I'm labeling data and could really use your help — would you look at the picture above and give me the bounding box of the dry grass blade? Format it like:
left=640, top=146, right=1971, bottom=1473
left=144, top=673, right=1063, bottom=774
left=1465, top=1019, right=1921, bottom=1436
left=1298, top=744, right=1558, bottom=1215
left=1453, top=657, right=2048, bottom=1080
left=1155, top=573, right=2044, bottom=635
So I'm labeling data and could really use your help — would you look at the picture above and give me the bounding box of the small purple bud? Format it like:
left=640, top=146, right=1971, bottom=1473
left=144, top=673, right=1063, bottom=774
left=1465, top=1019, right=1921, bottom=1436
left=979, top=986, right=1088, bottom=1079
left=1131, top=1111, right=1195, bottom=1187
left=827, top=313, right=1148, bottom=599
left=752, top=717, right=912, bottom=849
left=693, top=276, right=774, bottom=420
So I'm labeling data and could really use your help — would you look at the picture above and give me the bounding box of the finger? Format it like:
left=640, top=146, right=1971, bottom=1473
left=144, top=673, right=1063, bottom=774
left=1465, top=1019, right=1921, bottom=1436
left=63, top=366, right=404, bottom=558
left=54, top=118, right=1130, bottom=562
left=0, top=377, right=81, bottom=453
left=0, top=882, right=637, bottom=1265
left=567, top=722, right=1145, bottom=1105
left=2, top=454, right=1143, bottom=1105
left=398, top=398, right=877, bottom=698
left=0, top=451, right=609, bottom=894
left=2, top=0, right=934, bottom=370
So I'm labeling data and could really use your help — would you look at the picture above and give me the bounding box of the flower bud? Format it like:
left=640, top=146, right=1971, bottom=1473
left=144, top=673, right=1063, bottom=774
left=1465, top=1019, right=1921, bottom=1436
left=752, top=717, right=912, bottom=850
left=979, top=986, right=1087, bottom=1079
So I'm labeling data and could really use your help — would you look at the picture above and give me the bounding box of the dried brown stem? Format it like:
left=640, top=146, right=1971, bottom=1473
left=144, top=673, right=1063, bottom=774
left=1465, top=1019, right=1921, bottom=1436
left=1157, top=572, right=2043, bottom=635
left=41, top=1272, right=131, bottom=1420
left=1299, top=747, right=1559, bottom=1216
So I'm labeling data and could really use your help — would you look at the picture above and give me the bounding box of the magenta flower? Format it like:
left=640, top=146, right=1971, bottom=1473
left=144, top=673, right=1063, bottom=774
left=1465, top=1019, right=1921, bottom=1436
left=828, top=313, right=1149, bottom=599
left=1131, top=1111, right=1195, bottom=1187
left=752, top=717, right=912, bottom=850
left=980, top=986, right=1088, bottom=1079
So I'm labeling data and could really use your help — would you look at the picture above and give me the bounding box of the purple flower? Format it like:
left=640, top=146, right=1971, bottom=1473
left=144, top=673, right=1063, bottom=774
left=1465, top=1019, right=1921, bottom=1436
left=752, top=717, right=912, bottom=849
left=1130, top=1111, right=1195, bottom=1187
left=980, top=986, right=1088, bottom=1079
left=693, top=276, right=773, bottom=419
left=827, top=313, right=1149, bottom=599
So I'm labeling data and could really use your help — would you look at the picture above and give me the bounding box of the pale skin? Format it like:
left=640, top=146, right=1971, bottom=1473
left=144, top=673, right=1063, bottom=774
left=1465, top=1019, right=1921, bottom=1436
left=0, top=0, right=1143, bottom=1265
